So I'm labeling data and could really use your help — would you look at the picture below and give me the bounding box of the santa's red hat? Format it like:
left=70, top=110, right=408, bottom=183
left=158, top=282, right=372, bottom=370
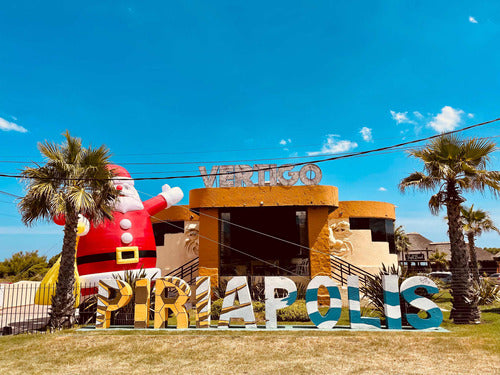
left=106, top=164, right=131, bottom=179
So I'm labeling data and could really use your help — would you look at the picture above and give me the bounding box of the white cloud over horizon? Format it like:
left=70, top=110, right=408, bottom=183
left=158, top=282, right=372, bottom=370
left=390, top=110, right=415, bottom=124
left=307, top=135, right=358, bottom=156
left=0, top=117, right=28, bottom=133
left=469, top=16, right=478, bottom=24
left=378, top=187, right=387, bottom=191
left=359, top=126, right=373, bottom=142
left=279, top=138, right=292, bottom=146
left=428, top=106, right=464, bottom=133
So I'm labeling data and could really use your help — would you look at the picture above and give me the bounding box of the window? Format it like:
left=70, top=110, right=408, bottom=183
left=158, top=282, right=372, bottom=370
left=219, top=207, right=309, bottom=276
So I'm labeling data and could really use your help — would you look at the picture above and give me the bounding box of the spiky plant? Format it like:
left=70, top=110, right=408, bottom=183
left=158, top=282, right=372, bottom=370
left=399, top=135, right=500, bottom=324
left=18, top=131, right=119, bottom=330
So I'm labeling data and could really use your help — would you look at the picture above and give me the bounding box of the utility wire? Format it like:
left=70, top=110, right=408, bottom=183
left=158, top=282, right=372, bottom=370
left=0, top=118, right=498, bottom=181
left=152, top=215, right=310, bottom=281
left=140, top=189, right=348, bottom=264
left=0, top=190, right=22, bottom=198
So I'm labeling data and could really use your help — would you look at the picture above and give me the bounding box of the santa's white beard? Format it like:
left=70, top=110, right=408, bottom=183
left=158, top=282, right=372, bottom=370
left=114, top=194, right=144, bottom=213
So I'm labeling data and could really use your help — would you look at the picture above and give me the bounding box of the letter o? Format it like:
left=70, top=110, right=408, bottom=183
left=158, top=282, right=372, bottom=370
left=299, top=164, right=322, bottom=185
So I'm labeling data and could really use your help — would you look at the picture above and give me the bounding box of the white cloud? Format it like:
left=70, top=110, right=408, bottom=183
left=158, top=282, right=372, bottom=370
left=390, top=110, right=415, bottom=124
left=0, top=117, right=28, bottom=133
left=378, top=187, right=387, bottom=192
left=469, top=16, right=478, bottom=24
left=307, top=135, right=358, bottom=156
left=279, top=139, right=287, bottom=145
left=428, top=106, right=464, bottom=133
left=467, top=113, right=474, bottom=118
left=413, top=111, right=423, bottom=119
left=279, top=138, right=292, bottom=146
left=359, top=127, right=373, bottom=142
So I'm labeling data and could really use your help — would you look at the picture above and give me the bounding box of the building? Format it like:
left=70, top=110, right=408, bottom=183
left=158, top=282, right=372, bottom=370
left=400, top=232, right=499, bottom=274
left=152, top=165, right=398, bottom=287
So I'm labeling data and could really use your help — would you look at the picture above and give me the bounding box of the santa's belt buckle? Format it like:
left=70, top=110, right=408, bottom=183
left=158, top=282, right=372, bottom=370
left=116, top=246, right=139, bottom=264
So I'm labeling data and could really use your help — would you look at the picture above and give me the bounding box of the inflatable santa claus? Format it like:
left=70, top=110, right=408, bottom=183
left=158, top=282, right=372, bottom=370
left=55, top=164, right=183, bottom=285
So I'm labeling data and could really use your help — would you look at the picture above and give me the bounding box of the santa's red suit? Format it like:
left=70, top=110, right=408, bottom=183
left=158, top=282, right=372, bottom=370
left=55, top=165, right=183, bottom=285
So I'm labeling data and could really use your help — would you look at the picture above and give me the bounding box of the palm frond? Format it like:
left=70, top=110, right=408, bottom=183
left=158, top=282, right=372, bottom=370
left=399, top=172, right=439, bottom=193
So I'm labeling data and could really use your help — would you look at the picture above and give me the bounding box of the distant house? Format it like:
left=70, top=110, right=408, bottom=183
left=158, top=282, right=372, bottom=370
left=399, top=233, right=499, bottom=274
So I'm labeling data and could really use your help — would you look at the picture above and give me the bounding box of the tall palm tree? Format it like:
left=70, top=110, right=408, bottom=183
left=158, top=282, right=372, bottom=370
left=460, top=205, right=500, bottom=283
left=394, top=225, right=411, bottom=265
left=399, top=135, right=500, bottom=324
left=18, top=131, right=119, bottom=330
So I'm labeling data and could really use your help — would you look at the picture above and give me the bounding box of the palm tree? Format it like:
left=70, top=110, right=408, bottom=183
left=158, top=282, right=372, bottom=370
left=394, top=225, right=411, bottom=265
left=18, top=131, right=119, bottom=330
left=460, top=205, right=500, bottom=283
left=399, top=135, right=500, bottom=324
left=428, top=251, right=448, bottom=271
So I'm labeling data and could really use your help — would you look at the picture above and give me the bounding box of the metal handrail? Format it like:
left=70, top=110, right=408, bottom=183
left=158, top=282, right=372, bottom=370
left=330, top=256, right=374, bottom=286
left=164, top=257, right=199, bottom=285
left=163, top=254, right=374, bottom=287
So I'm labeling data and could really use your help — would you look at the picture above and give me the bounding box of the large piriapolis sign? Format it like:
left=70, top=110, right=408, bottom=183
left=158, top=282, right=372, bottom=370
left=95, top=275, right=443, bottom=330
left=199, top=164, right=322, bottom=188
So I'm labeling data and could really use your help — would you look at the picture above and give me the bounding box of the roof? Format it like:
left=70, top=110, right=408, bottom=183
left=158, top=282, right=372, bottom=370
left=407, top=233, right=432, bottom=251
left=407, top=233, right=496, bottom=262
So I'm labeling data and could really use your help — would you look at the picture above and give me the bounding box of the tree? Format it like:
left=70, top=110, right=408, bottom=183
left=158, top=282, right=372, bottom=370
left=0, top=250, right=49, bottom=282
left=460, top=205, right=500, bottom=283
left=394, top=225, right=411, bottom=264
left=399, top=135, right=500, bottom=324
left=483, top=247, right=500, bottom=255
left=428, top=251, right=448, bottom=271
left=18, top=131, right=119, bottom=330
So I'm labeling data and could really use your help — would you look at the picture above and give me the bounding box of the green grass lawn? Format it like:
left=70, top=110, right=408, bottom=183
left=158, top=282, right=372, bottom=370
left=1, top=297, right=499, bottom=374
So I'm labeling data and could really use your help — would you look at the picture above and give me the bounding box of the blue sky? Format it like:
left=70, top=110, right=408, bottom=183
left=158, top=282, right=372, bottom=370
left=0, top=1, right=499, bottom=260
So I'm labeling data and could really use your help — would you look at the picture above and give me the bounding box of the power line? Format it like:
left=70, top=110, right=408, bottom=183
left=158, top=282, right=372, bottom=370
left=139, top=189, right=346, bottom=264
left=152, top=215, right=310, bottom=281
left=0, top=190, right=22, bottom=198
left=0, top=118, right=498, bottom=181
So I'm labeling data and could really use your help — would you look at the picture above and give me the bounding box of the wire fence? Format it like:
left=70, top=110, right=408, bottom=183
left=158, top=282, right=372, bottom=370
left=0, top=283, right=99, bottom=335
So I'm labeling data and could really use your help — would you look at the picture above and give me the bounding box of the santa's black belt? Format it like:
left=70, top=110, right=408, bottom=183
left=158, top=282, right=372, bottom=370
left=77, top=250, right=156, bottom=265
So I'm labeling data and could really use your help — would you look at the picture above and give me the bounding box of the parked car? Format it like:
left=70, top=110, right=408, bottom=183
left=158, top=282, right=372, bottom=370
left=487, top=273, right=500, bottom=285
left=427, top=271, right=452, bottom=284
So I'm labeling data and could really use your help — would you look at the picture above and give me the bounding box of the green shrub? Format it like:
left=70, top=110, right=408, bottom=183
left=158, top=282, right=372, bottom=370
left=473, top=278, right=500, bottom=305
left=210, top=298, right=224, bottom=320
left=253, top=301, right=265, bottom=313
left=0, top=250, right=49, bottom=282
left=277, top=300, right=309, bottom=322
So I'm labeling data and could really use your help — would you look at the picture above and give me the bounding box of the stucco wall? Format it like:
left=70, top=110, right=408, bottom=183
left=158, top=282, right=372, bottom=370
left=156, top=221, right=199, bottom=276
left=328, top=217, right=398, bottom=274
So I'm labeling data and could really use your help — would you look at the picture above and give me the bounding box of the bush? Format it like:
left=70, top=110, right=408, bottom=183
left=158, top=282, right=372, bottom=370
left=210, top=298, right=224, bottom=320
left=0, top=250, right=49, bottom=282
left=277, top=300, right=309, bottom=322
left=473, top=278, right=500, bottom=305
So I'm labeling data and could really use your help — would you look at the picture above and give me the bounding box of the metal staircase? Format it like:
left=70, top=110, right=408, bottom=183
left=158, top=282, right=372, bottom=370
left=164, top=257, right=199, bottom=285
left=330, top=255, right=374, bottom=287
left=164, top=255, right=373, bottom=288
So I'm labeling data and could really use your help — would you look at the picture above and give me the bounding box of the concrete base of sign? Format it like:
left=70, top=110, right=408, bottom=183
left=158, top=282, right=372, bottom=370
left=78, top=325, right=448, bottom=332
